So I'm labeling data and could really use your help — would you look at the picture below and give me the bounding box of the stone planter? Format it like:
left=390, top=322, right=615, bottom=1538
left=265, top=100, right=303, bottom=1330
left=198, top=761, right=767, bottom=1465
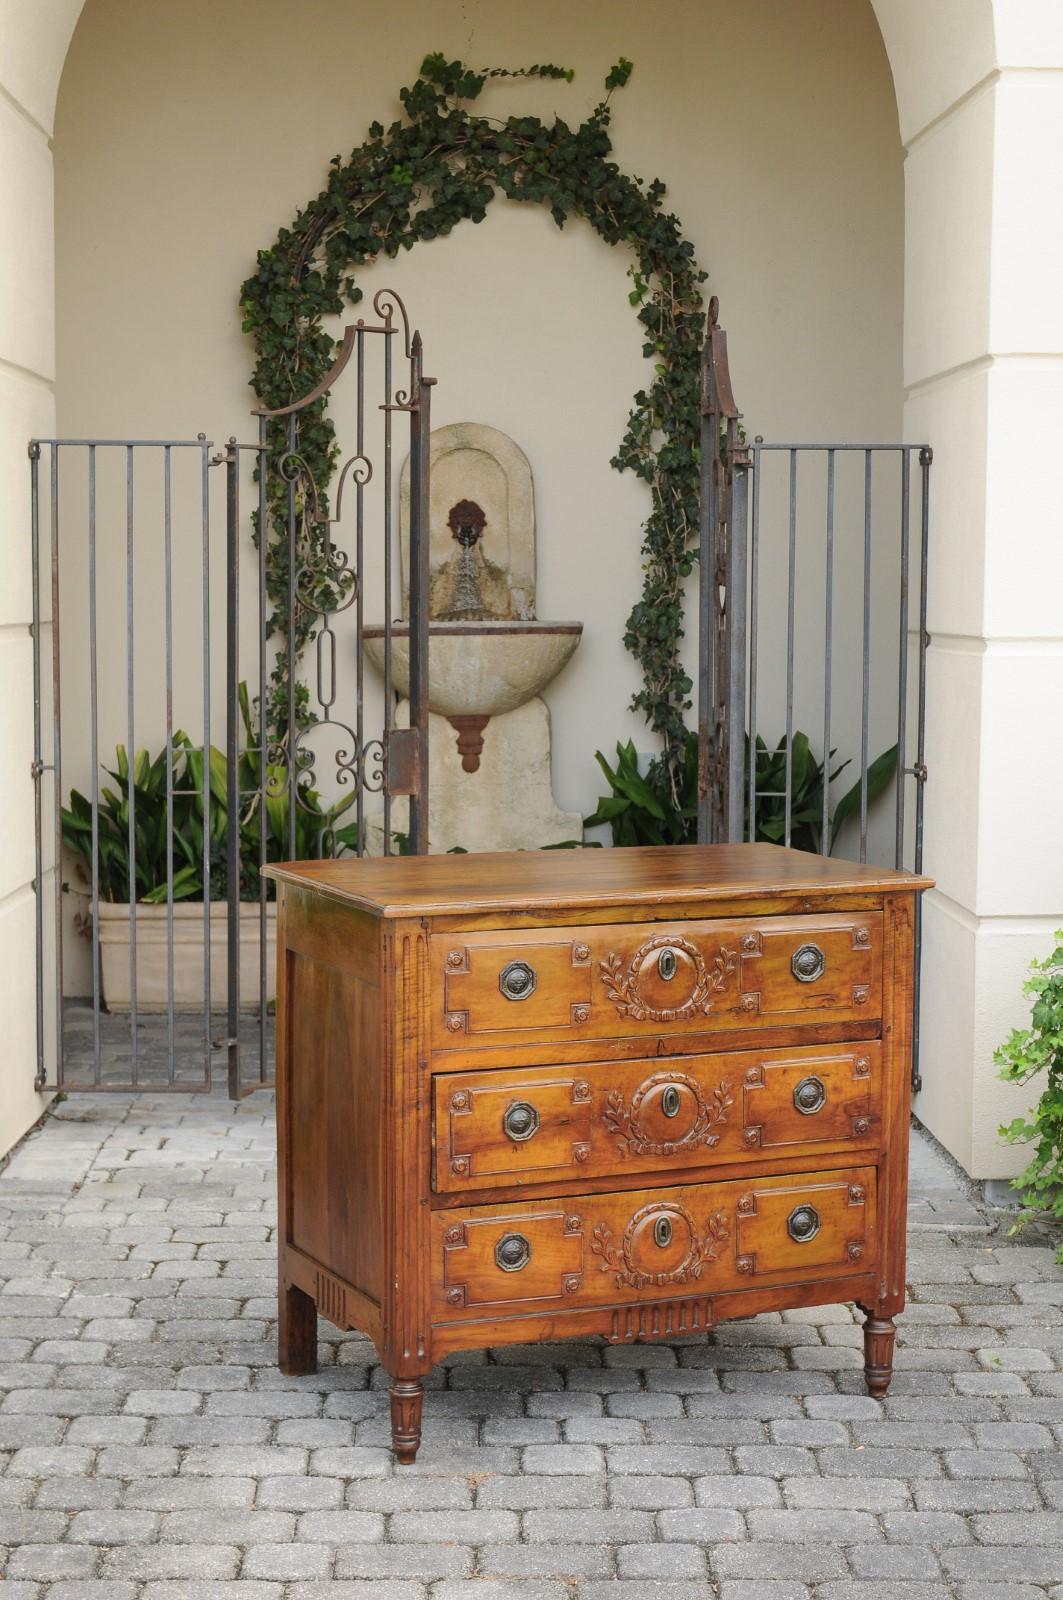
left=96, top=901, right=276, bottom=1011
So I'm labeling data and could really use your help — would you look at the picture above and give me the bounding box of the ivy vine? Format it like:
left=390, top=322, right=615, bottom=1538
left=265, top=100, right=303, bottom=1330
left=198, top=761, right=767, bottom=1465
left=240, top=54, right=707, bottom=775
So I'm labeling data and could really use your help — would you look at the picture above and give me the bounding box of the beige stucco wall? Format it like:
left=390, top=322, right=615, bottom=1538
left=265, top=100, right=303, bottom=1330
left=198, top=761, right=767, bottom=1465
left=51, top=0, right=906, bottom=938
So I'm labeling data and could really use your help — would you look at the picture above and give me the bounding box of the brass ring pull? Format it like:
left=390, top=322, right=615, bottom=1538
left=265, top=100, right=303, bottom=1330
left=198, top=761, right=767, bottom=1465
left=653, top=1215, right=673, bottom=1249
left=787, top=1203, right=821, bottom=1243
left=495, top=1232, right=532, bottom=1272
left=793, top=1075, right=827, bottom=1116
left=791, top=943, right=826, bottom=983
left=499, top=960, right=536, bottom=1001
left=502, top=1101, right=540, bottom=1143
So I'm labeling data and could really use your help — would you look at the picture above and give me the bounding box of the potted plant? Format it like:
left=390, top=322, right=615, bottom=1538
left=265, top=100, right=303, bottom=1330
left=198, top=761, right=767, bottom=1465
left=61, top=686, right=357, bottom=1011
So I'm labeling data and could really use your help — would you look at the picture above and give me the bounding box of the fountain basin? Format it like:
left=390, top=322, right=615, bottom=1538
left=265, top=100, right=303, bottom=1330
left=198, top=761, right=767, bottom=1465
left=363, top=620, right=582, bottom=719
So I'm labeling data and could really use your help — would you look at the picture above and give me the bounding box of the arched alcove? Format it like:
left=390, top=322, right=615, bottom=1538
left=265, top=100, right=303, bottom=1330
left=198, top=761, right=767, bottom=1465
left=6, top=0, right=1059, bottom=1187
left=50, top=0, right=905, bottom=830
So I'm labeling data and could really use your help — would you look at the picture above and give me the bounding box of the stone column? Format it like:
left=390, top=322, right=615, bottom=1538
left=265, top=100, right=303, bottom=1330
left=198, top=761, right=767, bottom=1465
left=881, top=2, right=1063, bottom=1175
left=0, top=2, right=84, bottom=1151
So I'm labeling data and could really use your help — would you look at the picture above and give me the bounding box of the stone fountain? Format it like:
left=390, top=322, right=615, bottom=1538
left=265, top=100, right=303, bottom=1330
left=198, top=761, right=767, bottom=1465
left=364, top=421, right=583, bottom=852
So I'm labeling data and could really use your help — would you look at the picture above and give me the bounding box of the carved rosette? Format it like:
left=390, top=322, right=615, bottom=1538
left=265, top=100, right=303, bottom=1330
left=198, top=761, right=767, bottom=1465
left=591, top=1202, right=729, bottom=1290
left=598, top=935, right=737, bottom=1022
left=603, top=1072, right=733, bottom=1159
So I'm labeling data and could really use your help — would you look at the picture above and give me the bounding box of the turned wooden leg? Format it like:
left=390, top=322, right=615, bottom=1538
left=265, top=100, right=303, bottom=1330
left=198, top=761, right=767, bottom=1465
left=863, top=1314, right=896, bottom=1398
left=389, top=1377, right=424, bottom=1464
left=278, top=1282, right=318, bottom=1376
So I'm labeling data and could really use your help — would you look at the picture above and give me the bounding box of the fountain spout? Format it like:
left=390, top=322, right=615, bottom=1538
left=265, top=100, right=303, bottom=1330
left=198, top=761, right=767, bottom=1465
left=440, top=499, right=489, bottom=621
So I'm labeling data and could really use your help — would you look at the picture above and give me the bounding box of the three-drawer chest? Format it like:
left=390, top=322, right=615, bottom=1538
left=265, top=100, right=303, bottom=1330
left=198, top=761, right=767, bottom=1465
left=264, top=843, right=931, bottom=1462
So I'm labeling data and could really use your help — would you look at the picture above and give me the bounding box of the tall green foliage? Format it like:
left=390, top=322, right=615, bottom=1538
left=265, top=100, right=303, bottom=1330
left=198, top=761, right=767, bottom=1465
left=61, top=686, right=356, bottom=904
left=240, top=55, right=707, bottom=773
left=997, top=934, right=1063, bottom=1260
left=585, top=731, right=898, bottom=854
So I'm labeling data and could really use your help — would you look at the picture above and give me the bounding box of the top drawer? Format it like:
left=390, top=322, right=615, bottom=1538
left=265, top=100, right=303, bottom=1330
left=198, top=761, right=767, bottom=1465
left=432, top=912, right=881, bottom=1053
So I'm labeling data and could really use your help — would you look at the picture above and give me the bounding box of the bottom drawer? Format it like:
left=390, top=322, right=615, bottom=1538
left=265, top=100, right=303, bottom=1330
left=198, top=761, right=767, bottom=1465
left=433, top=1166, right=876, bottom=1320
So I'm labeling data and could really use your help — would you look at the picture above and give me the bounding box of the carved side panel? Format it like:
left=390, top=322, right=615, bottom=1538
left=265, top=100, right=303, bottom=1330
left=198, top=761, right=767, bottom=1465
left=381, top=924, right=432, bottom=1378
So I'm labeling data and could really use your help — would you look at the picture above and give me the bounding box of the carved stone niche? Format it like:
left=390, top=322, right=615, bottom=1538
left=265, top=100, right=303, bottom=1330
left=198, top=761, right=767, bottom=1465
left=399, top=422, right=536, bottom=620
left=367, top=420, right=582, bottom=852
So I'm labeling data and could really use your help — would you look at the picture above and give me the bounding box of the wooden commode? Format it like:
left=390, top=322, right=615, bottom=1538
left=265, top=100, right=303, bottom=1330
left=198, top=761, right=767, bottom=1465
left=264, top=843, right=931, bottom=1462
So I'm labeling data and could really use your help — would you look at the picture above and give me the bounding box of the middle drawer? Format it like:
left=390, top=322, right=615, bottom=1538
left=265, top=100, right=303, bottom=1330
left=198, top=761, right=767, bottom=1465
left=433, top=1040, right=879, bottom=1193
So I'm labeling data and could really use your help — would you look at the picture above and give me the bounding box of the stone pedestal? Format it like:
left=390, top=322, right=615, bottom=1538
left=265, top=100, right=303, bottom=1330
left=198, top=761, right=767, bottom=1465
left=369, top=696, right=581, bottom=855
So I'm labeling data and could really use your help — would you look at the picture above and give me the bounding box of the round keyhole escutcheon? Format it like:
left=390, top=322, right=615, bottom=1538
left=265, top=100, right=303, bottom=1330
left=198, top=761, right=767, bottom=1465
left=502, top=1101, right=539, bottom=1143
left=499, top=960, right=536, bottom=1002
left=653, top=1214, right=674, bottom=1249
left=791, top=942, right=826, bottom=983
left=657, top=946, right=678, bottom=982
left=787, top=1204, right=821, bottom=1243
left=661, top=1083, right=682, bottom=1119
left=495, top=1232, right=532, bottom=1272
left=793, top=1075, right=827, bottom=1116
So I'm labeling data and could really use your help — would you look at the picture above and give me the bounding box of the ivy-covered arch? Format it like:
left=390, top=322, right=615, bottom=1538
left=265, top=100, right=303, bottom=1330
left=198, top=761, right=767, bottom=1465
left=240, top=54, right=707, bottom=779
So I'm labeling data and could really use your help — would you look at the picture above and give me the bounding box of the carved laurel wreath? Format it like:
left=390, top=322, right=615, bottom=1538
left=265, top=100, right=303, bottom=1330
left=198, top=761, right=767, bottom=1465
left=603, top=1072, right=733, bottom=1159
left=591, top=1202, right=730, bottom=1290
left=599, top=935, right=737, bottom=1022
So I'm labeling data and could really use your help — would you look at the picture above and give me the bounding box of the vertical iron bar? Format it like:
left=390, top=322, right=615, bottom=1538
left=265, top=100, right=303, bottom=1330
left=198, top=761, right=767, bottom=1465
left=226, top=442, right=241, bottom=1099
left=747, top=442, right=760, bottom=844
left=287, top=414, right=297, bottom=862
left=200, top=436, right=212, bottom=1080
left=696, top=336, right=715, bottom=845
left=784, top=449, right=797, bottom=847
left=163, top=447, right=175, bottom=1083
left=859, top=449, right=873, bottom=863
left=895, top=449, right=912, bottom=869
left=125, top=446, right=137, bottom=1084
left=49, top=446, right=64, bottom=1087
left=726, top=462, right=748, bottom=842
left=258, top=418, right=269, bottom=1081
left=382, top=334, right=393, bottom=854
left=355, top=331, right=366, bottom=856
left=911, top=446, right=932, bottom=1094
left=407, top=333, right=431, bottom=856
left=29, top=446, right=45, bottom=1090
left=88, top=448, right=101, bottom=1084
left=821, top=450, right=836, bottom=856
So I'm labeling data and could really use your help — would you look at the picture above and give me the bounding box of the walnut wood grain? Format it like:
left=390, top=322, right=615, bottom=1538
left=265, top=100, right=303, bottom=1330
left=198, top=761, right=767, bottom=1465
left=432, top=912, right=881, bottom=1054
left=432, top=1042, right=879, bottom=1193
left=271, top=848, right=930, bottom=1461
left=432, top=1166, right=875, bottom=1319
left=263, top=841, right=931, bottom=919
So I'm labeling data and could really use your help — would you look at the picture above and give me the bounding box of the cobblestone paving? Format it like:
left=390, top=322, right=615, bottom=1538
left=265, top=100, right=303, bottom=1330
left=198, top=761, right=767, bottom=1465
left=0, top=1081, right=1060, bottom=1600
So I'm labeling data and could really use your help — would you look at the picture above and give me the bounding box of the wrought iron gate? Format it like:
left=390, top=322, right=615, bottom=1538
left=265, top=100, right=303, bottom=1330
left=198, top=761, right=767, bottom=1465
left=30, top=291, right=432, bottom=1097
left=30, top=290, right=930, bottom=1098
left=698, top=299, right=931, bottom=1087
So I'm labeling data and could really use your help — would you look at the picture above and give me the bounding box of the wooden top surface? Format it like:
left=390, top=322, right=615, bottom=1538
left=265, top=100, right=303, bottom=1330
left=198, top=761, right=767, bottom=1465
left=263, top=843, right=932, bottom=919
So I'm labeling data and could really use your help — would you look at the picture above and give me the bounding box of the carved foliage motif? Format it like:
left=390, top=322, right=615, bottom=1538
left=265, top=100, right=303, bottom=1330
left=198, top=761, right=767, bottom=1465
left=603, top=1072, right=733, bottom=1159
left=599, top=935, right=737, bottom=1022
left=591, top=1202, right=730, bottom=1290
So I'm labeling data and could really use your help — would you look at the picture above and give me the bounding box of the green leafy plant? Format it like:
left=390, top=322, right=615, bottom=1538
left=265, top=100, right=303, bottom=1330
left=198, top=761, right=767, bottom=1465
left=241, top=54, right=706, bottom=776
left=61, top=686, right=355, bottom=905
left=585, top=731, right=898, bottom=852
left=997, top=934, right=1063, bottom=1260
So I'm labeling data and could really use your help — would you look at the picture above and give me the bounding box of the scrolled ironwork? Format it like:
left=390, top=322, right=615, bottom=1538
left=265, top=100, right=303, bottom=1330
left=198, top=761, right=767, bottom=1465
left=373, top=288, right=414, bottom=357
